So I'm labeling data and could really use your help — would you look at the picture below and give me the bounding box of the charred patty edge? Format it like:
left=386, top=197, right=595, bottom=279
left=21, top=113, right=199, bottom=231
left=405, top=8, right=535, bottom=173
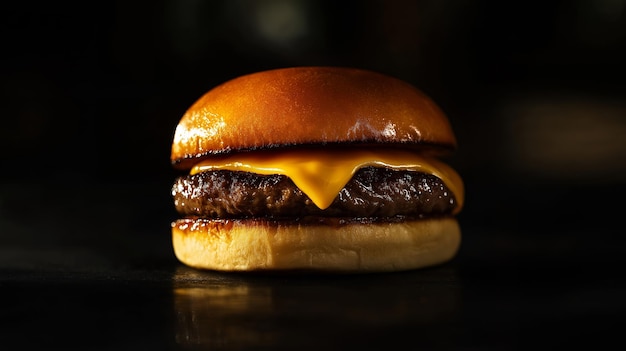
left=172, top=167, right=458, bottom=219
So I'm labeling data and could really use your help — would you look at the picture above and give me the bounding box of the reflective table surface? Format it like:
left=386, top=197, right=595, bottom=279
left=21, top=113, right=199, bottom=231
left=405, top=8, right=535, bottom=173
left=1, top=181, right=624, bottom=350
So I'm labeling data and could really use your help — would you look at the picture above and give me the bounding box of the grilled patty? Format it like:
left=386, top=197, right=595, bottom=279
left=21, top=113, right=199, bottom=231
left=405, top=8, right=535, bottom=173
left=172, top=167, right=457, bottom=220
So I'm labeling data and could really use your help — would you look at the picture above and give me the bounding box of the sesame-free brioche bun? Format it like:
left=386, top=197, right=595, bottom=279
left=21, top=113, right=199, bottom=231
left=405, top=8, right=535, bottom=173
left=172, top=218, right=460, bottom=273
left=171, top=66, right=456, bottom=169
left=170, top=66, right=464, bottom=273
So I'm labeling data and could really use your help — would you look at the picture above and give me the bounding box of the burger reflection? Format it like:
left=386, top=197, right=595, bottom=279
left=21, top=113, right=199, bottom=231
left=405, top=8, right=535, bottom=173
left=173, top=265, right=461, bottom=349
left=173, top=267, right=275, bottom=348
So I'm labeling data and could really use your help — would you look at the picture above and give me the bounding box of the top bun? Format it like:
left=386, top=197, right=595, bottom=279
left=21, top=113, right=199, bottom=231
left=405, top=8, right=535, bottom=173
left=171, top=67, right=456, bottom=169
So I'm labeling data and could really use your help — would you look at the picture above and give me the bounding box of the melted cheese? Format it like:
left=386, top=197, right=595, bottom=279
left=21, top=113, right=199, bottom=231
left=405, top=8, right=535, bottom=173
left=190, top=149, right=464, bottom=213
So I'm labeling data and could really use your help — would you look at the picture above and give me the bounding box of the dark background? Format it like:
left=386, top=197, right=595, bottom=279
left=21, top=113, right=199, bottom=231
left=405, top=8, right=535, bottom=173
left=1, top=1, right=625, bottom=349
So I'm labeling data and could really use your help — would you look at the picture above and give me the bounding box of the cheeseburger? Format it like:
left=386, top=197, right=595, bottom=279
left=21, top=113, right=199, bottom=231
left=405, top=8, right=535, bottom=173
left=170, top=66, right=464, bottom=272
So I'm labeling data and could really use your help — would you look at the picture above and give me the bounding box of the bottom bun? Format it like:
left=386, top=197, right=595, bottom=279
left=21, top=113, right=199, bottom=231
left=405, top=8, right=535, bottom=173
left=171, top=217, right=461, bottom=273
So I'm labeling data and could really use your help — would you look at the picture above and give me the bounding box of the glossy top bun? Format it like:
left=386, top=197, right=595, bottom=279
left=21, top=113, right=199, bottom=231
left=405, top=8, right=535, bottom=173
left=171, top=67, right=456, bottom=169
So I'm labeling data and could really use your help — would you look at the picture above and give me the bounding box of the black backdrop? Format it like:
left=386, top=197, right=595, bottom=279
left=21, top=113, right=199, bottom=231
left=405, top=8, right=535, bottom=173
left=3, top=0, right=625, bottom=235
left=3, top=0, right=625, bottom=180
left=1, top=1, right=626, bottom=348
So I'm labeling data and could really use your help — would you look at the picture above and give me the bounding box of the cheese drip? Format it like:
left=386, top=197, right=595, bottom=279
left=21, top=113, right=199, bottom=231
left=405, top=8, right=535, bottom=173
left=190, top=149, right=464, bottom=213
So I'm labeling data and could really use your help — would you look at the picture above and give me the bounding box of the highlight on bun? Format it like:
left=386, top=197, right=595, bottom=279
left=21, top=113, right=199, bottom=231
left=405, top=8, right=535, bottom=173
left=171, top=66, right=457, bottom=169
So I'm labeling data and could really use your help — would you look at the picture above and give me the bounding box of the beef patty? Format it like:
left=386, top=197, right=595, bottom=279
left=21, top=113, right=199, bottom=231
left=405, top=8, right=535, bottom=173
left=172, top=167, right=458, bottom=220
